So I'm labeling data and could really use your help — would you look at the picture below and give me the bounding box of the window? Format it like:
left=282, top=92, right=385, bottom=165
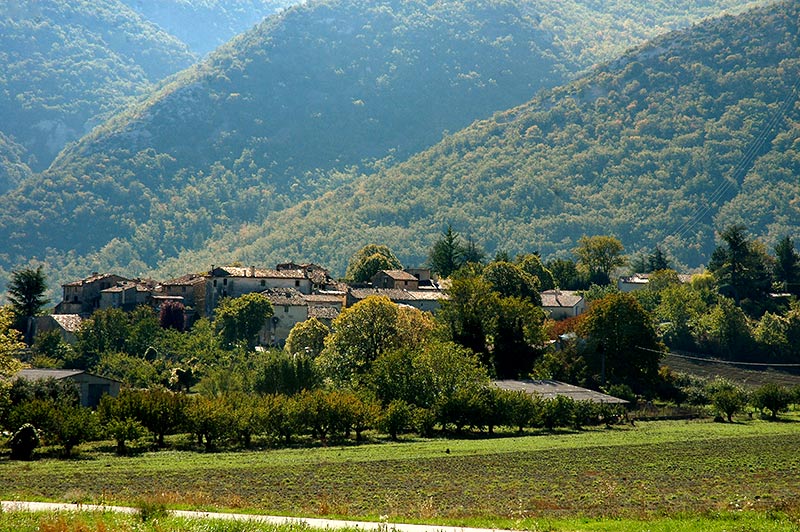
left=261, top=280, right=266, bottom=286
left=284, top=306, right=289, bottom=313
left=223, top=278, right=228, bottom=286
left=213, top=279, right=217, bottom=287
left=295, top=280, right=300, bottom=287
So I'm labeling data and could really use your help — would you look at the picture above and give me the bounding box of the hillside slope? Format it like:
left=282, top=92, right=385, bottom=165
left=0, top=0, right=767, bottom=289
left=159, top=0, right=800, bottom=276
left=0, top=0, right=196, bottom=172
left=119, top=0, right=299, bottom=56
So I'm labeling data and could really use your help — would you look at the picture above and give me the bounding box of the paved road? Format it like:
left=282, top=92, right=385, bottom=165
left=1, top=501, right=523, bottom=532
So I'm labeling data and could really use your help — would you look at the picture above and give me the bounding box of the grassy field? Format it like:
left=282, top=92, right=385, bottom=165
left=663, top=353, right=800, bottom=388
left=1, top=510, right=799, bottom=532
left=1, top=416, right=799, bottom=531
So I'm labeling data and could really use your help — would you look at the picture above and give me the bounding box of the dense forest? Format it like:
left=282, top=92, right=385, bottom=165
left=0, top=0, right=775, bottom=294
left=0, top=0, right=196, bottom=174
left=155, top=0, right=799, bottom=277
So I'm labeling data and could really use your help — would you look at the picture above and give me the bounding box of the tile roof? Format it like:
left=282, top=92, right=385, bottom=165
left=261, top=287, right=308, bottom=306
left=309, top=306, right=340, bottom=320
left=212, top=266, right=306, bottom=279
left=304, top=294, right=344, bottom=305
left=63, top=273, right=126, bottom=287
left=163, top=273, right=207, bottom=286
left=349, top=288, right=447, bottom=302
left=49, top=314, right=83, bottom=332
left=493, top=379, right=628, bottom=404
left=540, top=290, right=583, bottom=308
left=379, top=270, right=419, bottom=281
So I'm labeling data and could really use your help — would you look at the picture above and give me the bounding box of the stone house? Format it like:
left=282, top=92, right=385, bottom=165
left=371, top=270, right=420, bottom=290
left=540, top=289, right=586, bottom=320
left=55, top=273, right=130, bottom=316
left=205, top=266, right=313, bottom=316
left=99, top=279, right=157, bottom=311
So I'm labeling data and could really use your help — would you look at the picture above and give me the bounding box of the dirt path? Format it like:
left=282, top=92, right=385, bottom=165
left=1, top=500, right=521, bottom=532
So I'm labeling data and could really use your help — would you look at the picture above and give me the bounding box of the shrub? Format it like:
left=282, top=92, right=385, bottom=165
left=9, top=423, right=39, bottom=460
left=105, top=418, right=147, bottom=455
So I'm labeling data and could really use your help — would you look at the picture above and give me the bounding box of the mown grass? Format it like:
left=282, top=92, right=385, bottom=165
left=0, top=510, right=798, bottom=532
left=1, top=417, right=799, bottom=529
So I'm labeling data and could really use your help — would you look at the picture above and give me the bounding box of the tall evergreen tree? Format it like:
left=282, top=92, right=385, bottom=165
left=708, top=224, right=771, bottom=309
left=773, top=236, right=800, bottom=295
left=7, top=266, right=49, bottom=342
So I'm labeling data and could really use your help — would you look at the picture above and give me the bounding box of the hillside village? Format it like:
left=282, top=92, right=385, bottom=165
left=36, top=261, right=599, bottom=348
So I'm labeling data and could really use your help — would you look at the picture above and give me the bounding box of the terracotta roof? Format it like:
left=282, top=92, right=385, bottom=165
left=49, top=314, right=83, bottom=332
left=309, top=306, right=340, bottom=320
left=349, top=288, right=447, bottom=302
left=379, top=270, right=418, bottom=281
left=493, top=379, right=628, bottom=404
left=540, top=290, right=583, bottom=308
left=63, top=273, right=126, bottom=287
left=304, top=294, right=344, bottom=305
left=212, top=266, right=306, bottom=279
left=261, top=287, right=308, bottom=306
left=163, top=273, right=206, bottom=286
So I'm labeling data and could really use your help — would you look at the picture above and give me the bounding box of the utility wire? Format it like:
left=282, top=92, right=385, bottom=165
left=668, top=76, right=800, bottom=243
left=637, top=345, right=800, bottom=368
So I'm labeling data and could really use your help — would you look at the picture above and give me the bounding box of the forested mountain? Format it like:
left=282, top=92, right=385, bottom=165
left=156, top=0, right=800, bottom=276
left=0, top=0, right=768, bottom=290
left=0, top=133, right=32, bottom=194
left=119, top=0, right=299, bottom=56
left=0, top=0, right=196, bottom=173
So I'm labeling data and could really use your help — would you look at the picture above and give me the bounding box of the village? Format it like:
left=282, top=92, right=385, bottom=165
left=33, top=261, right=611, bottom=349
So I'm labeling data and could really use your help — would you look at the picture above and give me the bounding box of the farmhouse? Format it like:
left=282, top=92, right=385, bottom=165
left=15, top=369, right=121, bottom=408
left=540, top=289, right=585, bottom=319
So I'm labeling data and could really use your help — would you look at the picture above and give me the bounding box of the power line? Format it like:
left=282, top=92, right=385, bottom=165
left=636, top=345, right=800, bottom=368
left=667, top=76, right=800, bottom=244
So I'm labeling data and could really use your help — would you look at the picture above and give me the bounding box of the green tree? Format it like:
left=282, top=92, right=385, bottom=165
left=708, top=379, right=747, bottom=422
left=695, top=297, right=753, bottom=358
left=317, top=296, right=409, bottom=386
left=655, top=284, right=707, bottom=350
left=751, top=383, right=792, bottom=420
left=546, top=258, right=584, bottom=290
left=516, top=253, right=556, bottom=291
left=773, top=236, right=800, bottom=295
left=252, top=350, right=320, bottom=396
left=574, top=235, right=626, bottom=285
left=215, top=293, right=273, bottom=349
left=74, top=308, right=130, bottom=369
left=49, top=403, right=101, bottom=457
left=345, top=244, right=402, bottom=283
left=285, top=317, right=329, bottom=357
left=578, top=292, right=663, bottom=393
left=7, top=266, right=49, bottom=341
left=0, top=307, right=25, bottom=378
left=708, top=224, right=771, bottom=310
left=753, top=312, right=789, bottom=358
left=492, top=297, right=547, bottom=379
left=647, top=246, right=670, bottom=272
left=438, top=276, right=499, bottom=359
left=428, top=225, right=465, bottom=278
left=482, top=261, right=541, bottom=303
